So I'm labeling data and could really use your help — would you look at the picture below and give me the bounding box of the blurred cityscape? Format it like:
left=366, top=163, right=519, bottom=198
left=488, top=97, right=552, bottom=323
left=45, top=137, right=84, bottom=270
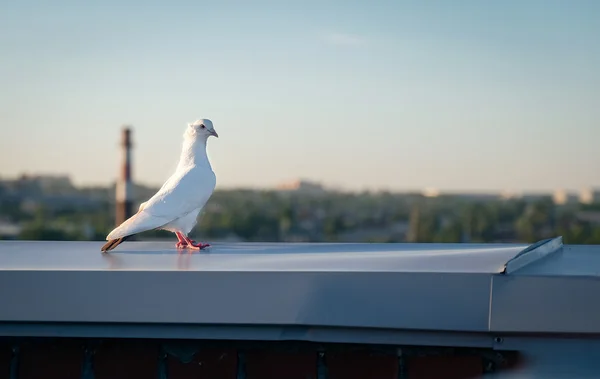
left=1, top=174, right=599, bottom=245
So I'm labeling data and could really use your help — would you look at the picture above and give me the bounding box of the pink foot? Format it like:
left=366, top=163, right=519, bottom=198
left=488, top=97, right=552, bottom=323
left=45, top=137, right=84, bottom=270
left=186, top=239, right=210, bottom=250
left=176, top=232, right=210, bottom=251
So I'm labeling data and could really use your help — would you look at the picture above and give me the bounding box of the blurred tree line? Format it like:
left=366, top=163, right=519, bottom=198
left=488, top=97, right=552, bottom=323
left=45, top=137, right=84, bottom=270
left=2, top=188, right=600, bottom=244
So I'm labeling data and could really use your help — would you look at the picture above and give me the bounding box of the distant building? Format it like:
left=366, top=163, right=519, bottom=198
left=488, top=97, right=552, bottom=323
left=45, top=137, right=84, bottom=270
left=576, top=211, right=600, bottom=226
left=18, top=174, right=75, bottom=194
left=423, top=188, right=509, bottom=201
left=500, top=190, right=522, bottom=200
left=0, top=174, right=74, bottom=198
left=520, top=193, right=552, bottom=203
left=421, top=187, right=439, bottom=198
left=276, top=179, right=326, bottom=195
left=553, top=189, right=577, bottom=205
left=580, top=188, right=600, bottom=204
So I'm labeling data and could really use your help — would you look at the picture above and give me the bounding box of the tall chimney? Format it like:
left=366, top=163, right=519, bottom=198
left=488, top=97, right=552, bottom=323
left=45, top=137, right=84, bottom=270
left=116, top=126, right=134, bottom=226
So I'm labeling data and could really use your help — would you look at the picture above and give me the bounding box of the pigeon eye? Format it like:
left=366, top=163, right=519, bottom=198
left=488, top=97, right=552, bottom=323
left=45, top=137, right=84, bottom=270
left=200, top=124, right=205, bottom=129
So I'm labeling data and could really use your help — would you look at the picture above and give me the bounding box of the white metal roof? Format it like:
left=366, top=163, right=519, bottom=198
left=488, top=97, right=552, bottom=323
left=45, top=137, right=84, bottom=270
left=0, top=240, right=527, bottom=272
left=0, top=237, right=599, bottom=344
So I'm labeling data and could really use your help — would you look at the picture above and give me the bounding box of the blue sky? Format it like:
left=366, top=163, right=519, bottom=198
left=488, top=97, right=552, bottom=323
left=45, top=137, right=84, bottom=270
left=1, top=0, right=599, bottom=192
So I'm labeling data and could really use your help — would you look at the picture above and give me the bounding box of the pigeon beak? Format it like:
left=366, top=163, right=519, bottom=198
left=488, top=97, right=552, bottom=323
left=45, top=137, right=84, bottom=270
left=210, top=129, right=219, bottom=138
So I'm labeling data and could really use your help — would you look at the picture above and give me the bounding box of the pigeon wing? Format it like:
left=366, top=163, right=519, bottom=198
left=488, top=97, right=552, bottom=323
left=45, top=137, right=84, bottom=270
left=105, top=167, right=216, bottom=240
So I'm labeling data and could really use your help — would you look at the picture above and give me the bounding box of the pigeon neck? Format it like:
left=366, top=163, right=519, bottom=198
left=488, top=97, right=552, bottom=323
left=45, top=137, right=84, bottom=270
left=178, top=136, right=210, bottom=168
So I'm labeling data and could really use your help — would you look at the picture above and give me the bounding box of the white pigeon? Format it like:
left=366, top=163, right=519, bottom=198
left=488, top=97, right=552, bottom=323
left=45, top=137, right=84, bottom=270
left=101, top=118, right=219, bottom=252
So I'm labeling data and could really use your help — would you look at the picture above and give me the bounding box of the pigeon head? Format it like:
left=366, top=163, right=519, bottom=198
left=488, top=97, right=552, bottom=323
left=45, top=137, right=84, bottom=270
left=188, top=119, right=218, bottom=139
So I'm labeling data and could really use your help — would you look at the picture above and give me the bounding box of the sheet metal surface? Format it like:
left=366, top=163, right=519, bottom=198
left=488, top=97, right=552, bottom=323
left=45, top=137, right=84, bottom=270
left=506, top=244, right=600, bottom=277
left=3, top=241, right=600, bottom=336
left=0, top=269, right=492, bottom=331
left=0, top=241, right=512, bottom=331
left=0, top=241, right=526, bottom=273
left=490, top=274, right=600, bottom=333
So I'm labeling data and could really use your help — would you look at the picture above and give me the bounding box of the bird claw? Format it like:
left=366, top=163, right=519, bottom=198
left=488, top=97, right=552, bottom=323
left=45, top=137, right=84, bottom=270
left=176, top=236, right=209, bottom=250
left=187, top=240, right=210, bottom=250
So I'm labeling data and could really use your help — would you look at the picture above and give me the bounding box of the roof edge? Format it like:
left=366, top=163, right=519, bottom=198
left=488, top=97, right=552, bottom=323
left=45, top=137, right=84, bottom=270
left=502, top=236, right=563, bottom=275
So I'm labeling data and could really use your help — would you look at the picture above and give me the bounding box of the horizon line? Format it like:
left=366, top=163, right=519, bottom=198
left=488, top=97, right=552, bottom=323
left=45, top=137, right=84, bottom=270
left=2, top=172, right=595, bottom=196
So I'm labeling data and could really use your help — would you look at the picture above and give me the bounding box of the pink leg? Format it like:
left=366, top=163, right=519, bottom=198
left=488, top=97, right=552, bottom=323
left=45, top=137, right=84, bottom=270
left=175, top=232, right=188, bottom=248
left=182, top=235, right=210, bottom=250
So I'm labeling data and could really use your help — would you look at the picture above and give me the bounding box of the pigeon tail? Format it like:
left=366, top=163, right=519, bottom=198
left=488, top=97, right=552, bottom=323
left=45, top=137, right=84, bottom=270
left=101, top=235, right=131, bottom=252
left=105, top=211, right=170, bottom=241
